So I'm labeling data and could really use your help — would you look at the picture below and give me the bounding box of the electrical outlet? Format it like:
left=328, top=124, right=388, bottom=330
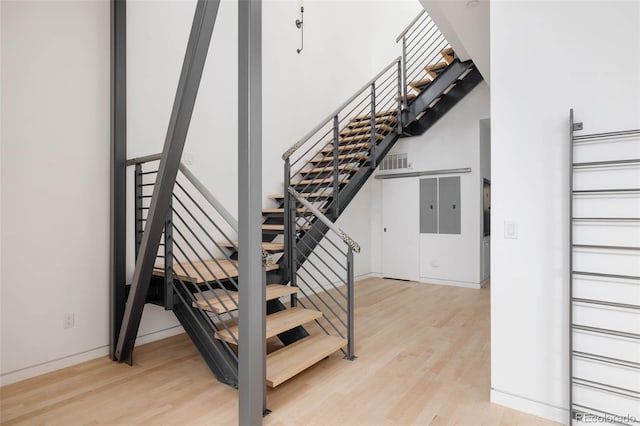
left=64, top=313, right=75, bottom=329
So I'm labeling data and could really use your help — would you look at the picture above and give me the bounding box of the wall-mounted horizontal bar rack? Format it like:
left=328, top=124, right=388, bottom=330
left=569, top=109, right=640, bottom=425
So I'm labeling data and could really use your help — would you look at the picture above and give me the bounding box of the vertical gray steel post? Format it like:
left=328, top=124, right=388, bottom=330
left=332, top=115, right=340, bottom=216
left=110, top=0, right=127, bottom=361
left=164, top=201, right=174, bottom=311
left=238, top=0, right=266, bottom=423
left=290, top=196, right=298, bottom=308
left=346, top=246, right=356, bottom=360
left=396, top=60, right=403, bottom=135
left=402, top=37, right=408, bottom=109
left=283, top=159, right=291, bottom=281
left=369, top=83, right=376, bottom=168
left=134, top=164, right=143, bottom=257
left=115, top=0, right=220, bottom=364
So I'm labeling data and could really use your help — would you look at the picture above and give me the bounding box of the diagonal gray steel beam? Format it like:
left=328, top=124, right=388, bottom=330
left=115, top=0, right=221, bottom=364
left=238, top=0, right=266, bottom=423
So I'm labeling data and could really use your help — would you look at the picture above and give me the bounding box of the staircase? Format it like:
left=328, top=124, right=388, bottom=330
left=124, top=9, right=482, bottom=391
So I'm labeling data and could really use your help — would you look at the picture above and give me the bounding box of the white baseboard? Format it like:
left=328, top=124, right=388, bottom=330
left=356, top=272, right=382, bottom=281
left=418, top=277, right=483, bottom=289
left=0, top=326, right=185, bottom=387
left=491, top=388, right=568, bottom=425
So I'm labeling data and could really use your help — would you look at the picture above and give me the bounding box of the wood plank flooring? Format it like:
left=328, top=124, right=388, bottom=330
left=0, top=278, right=560, bottom=425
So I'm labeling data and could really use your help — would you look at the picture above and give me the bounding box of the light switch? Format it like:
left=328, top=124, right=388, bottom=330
left=504, top=221, right=518, bottom=239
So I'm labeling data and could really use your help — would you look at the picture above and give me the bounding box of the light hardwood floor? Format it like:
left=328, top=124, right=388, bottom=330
left=0, top=278, right=560, bottom=425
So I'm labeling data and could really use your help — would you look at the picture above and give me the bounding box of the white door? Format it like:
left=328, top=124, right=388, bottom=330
left=382, top=178, right=420, bottom=281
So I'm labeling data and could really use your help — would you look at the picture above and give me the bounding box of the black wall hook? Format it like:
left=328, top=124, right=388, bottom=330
left=296, top=6, right=304, bottom=54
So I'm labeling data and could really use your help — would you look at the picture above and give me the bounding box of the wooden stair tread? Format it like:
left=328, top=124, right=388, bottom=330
left=215, top=307, right=322, bottom=344
left=192, top=284, right=298, bottom=313
left=300, top=164, right=361, bottom=173
left=266, top=334, right=347, bottom=387
left=321, top=143, right=370, bottom=154
left=310, top=153, right=368, bottom=164
left=263, top=223, right=311, bottom=231
left=348, top=115, right=398, bottom=128
left=353, top=109, right=398, bottom=121
left=440, top=47, right=454, bottom=57
left=340, top=133, right=385, bottom=143
left=295, top=177, right=350, bottom=186
left=269, top=191, right=332, bottom=200
left=340, top=124, right=394, bottom=136
left=424, top=61, right=449, bottom=73
left=409, top=78, right=433, bottom=91
left=218, top=241, right=284, bottom=252
left=154, top=258, right=277, bottom=284
left=262, top=207, right=326, bottom=214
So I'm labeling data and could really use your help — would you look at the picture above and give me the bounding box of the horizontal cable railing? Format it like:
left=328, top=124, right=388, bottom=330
left=127, top=155, right=256, bottom=365
left=396, top=9, right=451, bottom=109
left=287, top=187, right=359, bottom=359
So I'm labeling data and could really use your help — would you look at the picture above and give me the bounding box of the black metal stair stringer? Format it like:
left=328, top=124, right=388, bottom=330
left=172, top=283, right=239, bottom=388
left=290, top=59, right=483, bottom=267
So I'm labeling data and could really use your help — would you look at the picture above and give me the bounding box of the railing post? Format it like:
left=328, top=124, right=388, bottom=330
left=283, top=158, right=291, bottom=281
left=369, top=83, right=376, bottom=169
left=345, top=246, right=356, bottom=360
left=290, top=195, right=298, bottom=308
left=134, top=163, right=143, bottom=258
left=164, top=199, right=174, bottom=311
left=402, top=36, right=408, bottom=109
left=396, top=59, right=403, bottom=135
left=332, top=114, right=340, bottom=217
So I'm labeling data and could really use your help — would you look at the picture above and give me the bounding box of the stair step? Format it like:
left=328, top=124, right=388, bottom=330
left=294, top=177, right=350, bottom=186
left=300, top=164, right=361, bottom=173
left=340, top=133, right=385, bottom=143
left=348, top=115, right=398, bottom=129
left=352, top=109, right=398, bottom=122
left=263, top=223, right=311, bottom=232
left=440, top=47, right=454, bottom=57
left=192, top=284, right=298, bottom=313
left=340, top=124, right=394, bottom=136
left=153, top=258, right=278, bottom=284
left=269, top=191, right=333, bottom=200
left=218, top=241, right=284, bottom=252
left=397, top=93, right=416, bottom=102
left=215, top=307, right=322, bottom=344
left=320, top=143, right=370, bottom=154
left=441, top=54, right=455, bottom=65
left=409, top=78, right=432, bottom=92
left=309, top=153, right=368, bottom=164
left=266, top=334, right=347, bottom=387
left=424, top=61, right=449, bottom=73
left=262, top=207, right=327, bottom=214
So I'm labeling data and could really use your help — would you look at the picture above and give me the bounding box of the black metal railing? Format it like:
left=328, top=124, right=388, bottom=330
left=396, top=9, right=451, bottom=109
left=129, top=154, right=254, bottom=370
left=282, top=56, right=403, bottom=217
left=287, top=187, right=360, bottom=359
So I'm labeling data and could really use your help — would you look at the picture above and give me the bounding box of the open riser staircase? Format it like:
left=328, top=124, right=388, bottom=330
left=124, top=9, right=482, bottom=390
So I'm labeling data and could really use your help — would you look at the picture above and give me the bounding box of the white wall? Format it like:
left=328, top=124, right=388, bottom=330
left=490, top=1, right=640, bottom=423
left=0, top=0, right=423, bottom=385
left=370, top=82, right=490, bottom=286
left=1, top=1, right=114, bottom=385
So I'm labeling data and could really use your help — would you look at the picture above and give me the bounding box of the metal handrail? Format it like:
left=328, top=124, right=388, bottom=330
left=288, top=187, right=361, bottom=253
left=282, top=56, right=402, bottom=161
left=395, top=9, right=426, bottom=43
left=127, top=153, right=238, bottom=232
